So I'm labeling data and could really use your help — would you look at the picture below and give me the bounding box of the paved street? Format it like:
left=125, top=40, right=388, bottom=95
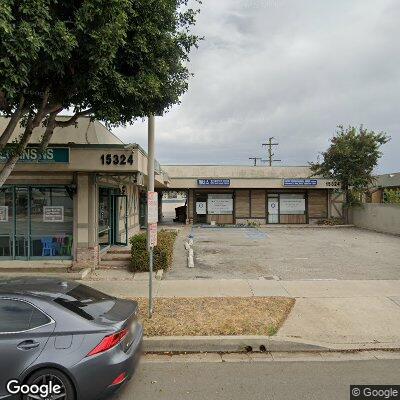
left=117, top=356, right=400, bottom=400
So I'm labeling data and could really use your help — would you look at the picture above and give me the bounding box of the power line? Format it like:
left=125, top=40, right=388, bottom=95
left=249, top=157, right=262, bottom=166
left=262, top=137, right=281, bottom=166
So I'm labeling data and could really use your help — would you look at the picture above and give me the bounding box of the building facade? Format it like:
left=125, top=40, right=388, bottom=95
left=163, top=165, right=342, bottom=225
left=0, top=117, right=169, bottom=268
left=0, top=117, right=346, bottom=269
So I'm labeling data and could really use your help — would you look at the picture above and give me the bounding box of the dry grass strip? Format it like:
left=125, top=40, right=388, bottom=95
left=130, top=297, right=295, bottom=336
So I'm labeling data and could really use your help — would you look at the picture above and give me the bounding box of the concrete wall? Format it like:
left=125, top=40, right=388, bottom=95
left=350, top=203, right=400, bottom=235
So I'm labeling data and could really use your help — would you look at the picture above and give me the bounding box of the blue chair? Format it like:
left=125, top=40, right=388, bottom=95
left=41, top=237, right=56, bottom=256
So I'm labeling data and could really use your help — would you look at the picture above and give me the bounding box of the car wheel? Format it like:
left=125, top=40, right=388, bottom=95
left=23, top=368, right=75, bottom=400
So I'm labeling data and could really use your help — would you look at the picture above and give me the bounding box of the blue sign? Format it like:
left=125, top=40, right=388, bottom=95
left=283, top=179, right=318, bottom=186
left=198, top=179, right=231, bottom=187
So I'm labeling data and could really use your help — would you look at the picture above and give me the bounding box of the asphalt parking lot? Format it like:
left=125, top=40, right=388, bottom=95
left=166, top=226, right=400, bottom=281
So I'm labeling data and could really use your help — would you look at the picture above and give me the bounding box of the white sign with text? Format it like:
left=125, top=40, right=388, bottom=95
left=207, top=194, right=233, bottom=215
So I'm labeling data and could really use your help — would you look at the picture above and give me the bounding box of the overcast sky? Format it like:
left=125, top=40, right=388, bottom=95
left=114, top=0, right=399, bottom=173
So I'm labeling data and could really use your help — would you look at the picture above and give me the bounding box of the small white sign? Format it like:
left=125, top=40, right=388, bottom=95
left=196, top=202, right=207, bottom=215
left=148, top=223, right=158, bottom=248
left=280, top=196, right=305, bottom=214
left=0, top=206, right=8, bottom=222
left=147, top=191, right=158, bottom=224
left=207, top=194, right=233, bottom=215
left=43, top=206, right=64, bottom=222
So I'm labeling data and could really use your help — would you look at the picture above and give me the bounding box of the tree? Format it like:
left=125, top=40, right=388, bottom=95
left=384, top=189, right=400, bottom=205
left=0, top=0, right=200, bottom=186
left=310, top=125, right=390, bottom=222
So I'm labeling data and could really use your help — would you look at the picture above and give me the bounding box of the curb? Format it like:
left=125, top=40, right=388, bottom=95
left=143, top=335, right=400, bottom=354
left=143, top=336, right=328, bottom=353
left=0, top=267, right=91, bottom=281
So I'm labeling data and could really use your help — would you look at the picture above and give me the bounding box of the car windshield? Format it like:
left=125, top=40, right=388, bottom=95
left=54, top=284, right=115, bottom=321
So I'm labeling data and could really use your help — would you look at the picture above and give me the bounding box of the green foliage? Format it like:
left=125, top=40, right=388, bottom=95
left=310, top=125, right=390, bottom=208
left=0, top=0, right=201, bottom=122
left=129, top=229, right=178, bottom=272
left=384, top=189, right=400, bottom=205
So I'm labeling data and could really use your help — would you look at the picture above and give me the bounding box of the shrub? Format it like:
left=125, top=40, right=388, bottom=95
left=317, top=217, right=345, bottom=226
left=129, top=229, right=178, bottom=272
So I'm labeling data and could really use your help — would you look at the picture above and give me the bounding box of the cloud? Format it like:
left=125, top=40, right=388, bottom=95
left=114, top=0, right=400, bottom=173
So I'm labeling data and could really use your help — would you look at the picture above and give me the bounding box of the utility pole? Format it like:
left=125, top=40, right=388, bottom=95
left=262, top=137, right=281, bottom=166
left=147, top=115, right=157, bottom=318
left=249, top=157, right=262, bottom=166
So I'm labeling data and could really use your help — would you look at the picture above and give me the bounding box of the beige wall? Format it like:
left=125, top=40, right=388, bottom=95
left=350, top=204, right=400, bottom=235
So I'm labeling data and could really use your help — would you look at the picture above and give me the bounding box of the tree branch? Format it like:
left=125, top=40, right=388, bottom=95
left=39, top=111, right=58, bottom=152
left=0, top=114, right=34, bottom=187
left=0, top=91, right=11, bottom=113
left=55, top=108, right=94, bottom=128
left=0, top=95, right=27, bottom=151
left=0, top=88, right=51, bottom=188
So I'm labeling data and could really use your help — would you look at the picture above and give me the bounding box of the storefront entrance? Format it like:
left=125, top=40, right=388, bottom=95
left=267, top=193, right=307, bottom=224
left=98, top=188, right=128, bottom=249
left=0, top=186, right=74, bottom=259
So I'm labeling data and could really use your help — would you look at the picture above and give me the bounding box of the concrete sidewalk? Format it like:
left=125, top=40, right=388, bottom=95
left=82, top=278, right=400, bottom=299
left=82, top=278, right=400, bottom=349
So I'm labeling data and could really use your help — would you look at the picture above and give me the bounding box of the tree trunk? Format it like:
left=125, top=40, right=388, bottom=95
left=39, top=111, right=58, bottom=153
left=0, top=96, right=26, bottom=151
left=0, top=88, right=50, bottom=188
left=0, top=116, right=34, bottom=188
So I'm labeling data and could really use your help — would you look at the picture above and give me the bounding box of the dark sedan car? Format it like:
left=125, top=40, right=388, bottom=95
left=0, top=277, right=143, bottom=400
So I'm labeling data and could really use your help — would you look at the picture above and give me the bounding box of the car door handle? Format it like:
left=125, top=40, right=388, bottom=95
left=17, top=340, right=40, bottom=350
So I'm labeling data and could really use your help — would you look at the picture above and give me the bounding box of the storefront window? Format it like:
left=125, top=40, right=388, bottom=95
left=0, top=188, right=13, bottom=257
left=279, top=193, right=306, bottom=224
left=30, top=188, right=73, bottom=257
left=0, top=186, right=73, bottom=259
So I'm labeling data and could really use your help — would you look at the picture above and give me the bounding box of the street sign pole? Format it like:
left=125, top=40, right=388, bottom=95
left=147, top=115, right=156, bottom=318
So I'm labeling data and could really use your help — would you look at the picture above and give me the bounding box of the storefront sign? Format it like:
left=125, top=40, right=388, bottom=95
left=196, top=202, right=207, bottom=215
left=207, top=194, right=233, bottom=215
left=198, top=179, right=231, bottom=187
left=147, top=191, right=158, bottom=224
left=0, top=147, right=69, bottom=164
left=0, top=206, right=8, bottom=222
left=43, top=206, right=64, bottom=222
left=148, top=223, right=158, bottom=248
left=283, top=179, right=317, bottom=186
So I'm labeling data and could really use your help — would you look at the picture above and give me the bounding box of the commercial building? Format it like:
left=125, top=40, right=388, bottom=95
left=0, top=117, right=343, bottom=269
left=163, top=165, right=342, bottom=225
left=0, top=117, right=169, bottom=268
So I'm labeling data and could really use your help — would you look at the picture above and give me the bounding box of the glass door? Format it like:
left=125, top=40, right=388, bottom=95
left=267, top=195, right=279, bottom=224
left=112, top=195, right=128, bottom=246
left=98, top=188, right=111, bottom=249
left=15, top=187, right=29, bottom=259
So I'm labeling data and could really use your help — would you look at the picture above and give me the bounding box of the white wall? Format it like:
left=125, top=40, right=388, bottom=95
left=350, top=204, right=400, bottom=235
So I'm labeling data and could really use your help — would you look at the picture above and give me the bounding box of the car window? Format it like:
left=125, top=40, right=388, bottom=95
left=0, top=299, right=51, bottom=333
left=54, top=284, right=115, bottom=321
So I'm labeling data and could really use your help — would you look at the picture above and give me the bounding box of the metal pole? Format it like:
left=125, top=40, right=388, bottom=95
left=147, top=115, right=155, bottom=318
